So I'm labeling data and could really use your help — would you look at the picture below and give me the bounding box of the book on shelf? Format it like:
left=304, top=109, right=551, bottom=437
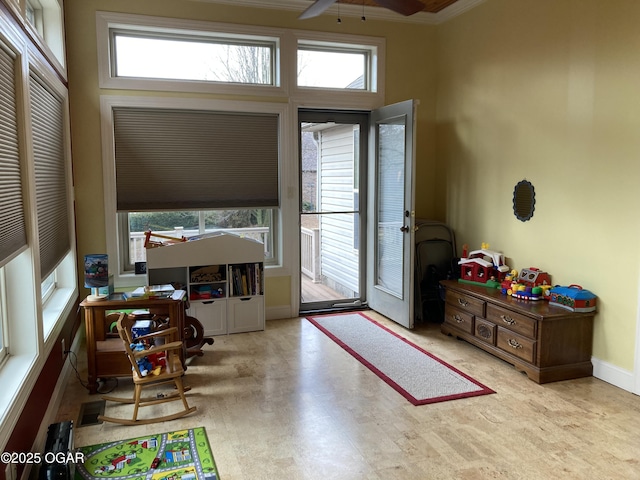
left=240, top=274, right=246, bottom=296
left=229, top=263, right=263, bottom=297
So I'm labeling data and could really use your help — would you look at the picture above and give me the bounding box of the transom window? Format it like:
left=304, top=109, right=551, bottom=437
left=25, top=0, right=65, bottom=67
left=97, top=12, right=384, bottom=98
left=112, top=31, right=276, bottom=85
left=297, top=44, right=372, bottom=90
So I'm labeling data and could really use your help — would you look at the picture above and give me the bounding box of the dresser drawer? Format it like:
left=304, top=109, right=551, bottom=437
left=444, top=305, right=474, bottom=334
left=446, top=290, right=485, bottom=317
left=487, top=304, right=536, bottom=339
left=474, top=318, right=496, bottom=346
left=440, top=280, right=594, bottom=384
left=497, top=327, right=536, bottom=363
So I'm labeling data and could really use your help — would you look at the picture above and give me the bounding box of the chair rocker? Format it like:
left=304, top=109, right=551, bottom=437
left=98, top=313, right=196, bottom=425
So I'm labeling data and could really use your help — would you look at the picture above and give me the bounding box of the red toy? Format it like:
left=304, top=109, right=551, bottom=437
left=458, top=245, right=510, bottom=286
left=517, top=267, right=551, bottom=288
left=147, top=351, right=166, bottom=370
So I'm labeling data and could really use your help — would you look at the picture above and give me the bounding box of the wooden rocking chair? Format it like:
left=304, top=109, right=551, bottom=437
left=98, top=313, right=196, bottom=425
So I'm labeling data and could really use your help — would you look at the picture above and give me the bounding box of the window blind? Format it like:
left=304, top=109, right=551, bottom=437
left=0, top=42, right=27, bottom=268
left=113, top=107, right=279, bottom=211
left=30, top=73, right=70, bottom=280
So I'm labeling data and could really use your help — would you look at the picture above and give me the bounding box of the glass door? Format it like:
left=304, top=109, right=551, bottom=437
left=366, top=100, right=416, bottom=328
left=299, top=110, right=368, bottom=312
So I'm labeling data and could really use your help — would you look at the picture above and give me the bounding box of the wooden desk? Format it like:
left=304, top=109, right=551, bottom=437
left=80, top=291, right=186, bottom=394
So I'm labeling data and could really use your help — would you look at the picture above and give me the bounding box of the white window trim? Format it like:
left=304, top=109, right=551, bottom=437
left=40, top=251, right=76, bottom=340
left=95, top=11, right=385, bottom=109
left=27, top=50, right=78, bottom=342
left=0, top=249, right=39, bottom=452
left=25, top=0, right=65, bottom=67
left=96, top=11, right=288, bottom=97
left=100, top=95, right=295, bottom=288
left=291, top=29, right=385, bottom=108
left=0, top=10, right=77, bottom=450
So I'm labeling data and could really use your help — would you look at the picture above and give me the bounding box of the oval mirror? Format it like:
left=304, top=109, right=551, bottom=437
left=513, top=180, right=535, bottom=222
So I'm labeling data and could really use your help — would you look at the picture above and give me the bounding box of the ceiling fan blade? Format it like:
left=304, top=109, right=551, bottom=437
left=298, top=0, right=338, bottom=20
left=372, top=0, right=425, bottom=16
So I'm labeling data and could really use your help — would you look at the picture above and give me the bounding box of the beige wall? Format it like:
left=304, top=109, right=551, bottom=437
left=66, top=0, right=638, bottom=377
left=64, top=0, right=437, bottom=312
left=436, top=0, right=640, bottom=372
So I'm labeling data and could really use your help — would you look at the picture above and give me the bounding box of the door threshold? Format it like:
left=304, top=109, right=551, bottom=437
left=300, top=304, right=369, bottom=316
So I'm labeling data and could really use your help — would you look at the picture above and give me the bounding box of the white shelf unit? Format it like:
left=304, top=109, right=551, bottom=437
left=145, top=233, right=265, bottom=335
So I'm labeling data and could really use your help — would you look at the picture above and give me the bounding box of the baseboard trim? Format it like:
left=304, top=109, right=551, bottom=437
left=266, top=305, right=293, bottom=320
left=592, top=356, right=635, bottom=393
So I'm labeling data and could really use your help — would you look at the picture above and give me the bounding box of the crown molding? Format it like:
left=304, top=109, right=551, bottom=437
left=187, top=0, right=485, bottom=25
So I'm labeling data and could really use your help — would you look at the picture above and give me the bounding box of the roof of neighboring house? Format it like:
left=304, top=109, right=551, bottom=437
left=346, top=75, right=364, bottom=89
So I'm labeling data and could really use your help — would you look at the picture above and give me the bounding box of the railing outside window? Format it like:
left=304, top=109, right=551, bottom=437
left=129, top=227, right=271, bottom=264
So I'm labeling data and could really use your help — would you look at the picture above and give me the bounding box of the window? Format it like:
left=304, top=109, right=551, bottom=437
left=30, top=71, right=71, bottom=281
left=30, top=69, right=76, bottom=339
left=0, top=36, right=27, bottom=370
left=96, top=12, right=385, bottom=103
left=121, top=209, right=276, bottom=272
left=0, top=270, right=7, bottom=367
left=111, top=105, right=280, bottom=275
left=98, top=13, right=386, bottom=289
left=112, top=106, right=279, bottom=211
left=41, top=270, right=56, bottom=303
left=297, top=44, right=372, bottom=90
left=102, top=95, right=288, bottom=286
left=26, top=0, right=43, bottom=33
left=0, top=39, right=27, bottom=268
left=25, top=0, right=65, bottom=67
left=112, top=31, right=276, bottom=85
left=0, top=5, right=77, bottom=449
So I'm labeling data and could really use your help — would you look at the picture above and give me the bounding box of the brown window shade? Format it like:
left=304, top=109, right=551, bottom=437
left=0, top=42, right=27, bottom=268
left=30, top=73, right=70, bottom=279
left=113, top=107, right=280, bottom=212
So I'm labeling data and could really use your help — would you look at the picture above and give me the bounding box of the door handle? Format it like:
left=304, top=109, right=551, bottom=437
left=400, top=225, right=410, bottom=233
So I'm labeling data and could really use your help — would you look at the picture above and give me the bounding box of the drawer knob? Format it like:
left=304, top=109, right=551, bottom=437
left=457, top=298, right=469, bottom=307
left=501, top=315, right=516, bottom=325
left=508, top=339, right=522, bottom=349
left=454, top=314, right=464, bottom=323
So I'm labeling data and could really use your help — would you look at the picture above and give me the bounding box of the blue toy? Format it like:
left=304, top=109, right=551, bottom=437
left=130, top=342, right=153, bottom=376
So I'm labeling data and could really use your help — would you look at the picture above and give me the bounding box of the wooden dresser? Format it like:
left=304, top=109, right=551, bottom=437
left=440, top=280, right=595, bottom=383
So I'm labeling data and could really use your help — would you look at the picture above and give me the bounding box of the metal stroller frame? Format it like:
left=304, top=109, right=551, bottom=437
left=414, top=221, right=457, bottom=323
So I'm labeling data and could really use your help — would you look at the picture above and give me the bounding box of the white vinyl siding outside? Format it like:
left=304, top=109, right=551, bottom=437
left=318, top=125, right=359, bottom=297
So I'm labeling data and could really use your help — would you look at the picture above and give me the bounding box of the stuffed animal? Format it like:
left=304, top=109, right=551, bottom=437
left=131, top=342, right=146, bottom=352
left=136, top=357, right=153, bottom=377
left=147, top=352, right=166, bottom=373
left=130, top=342, right=153, bottom=376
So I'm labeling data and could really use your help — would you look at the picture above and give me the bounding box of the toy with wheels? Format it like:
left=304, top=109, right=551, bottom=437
left=183, top=316, right=214, bottom=357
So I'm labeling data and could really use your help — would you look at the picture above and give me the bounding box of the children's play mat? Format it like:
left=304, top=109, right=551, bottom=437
left=74, top=427, right=219, bottom=480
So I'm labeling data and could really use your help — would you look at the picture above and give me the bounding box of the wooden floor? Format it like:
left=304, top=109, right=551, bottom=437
left=56, top=312, right=640, bottom=479
left=300, top=274, right=342, bottom=303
